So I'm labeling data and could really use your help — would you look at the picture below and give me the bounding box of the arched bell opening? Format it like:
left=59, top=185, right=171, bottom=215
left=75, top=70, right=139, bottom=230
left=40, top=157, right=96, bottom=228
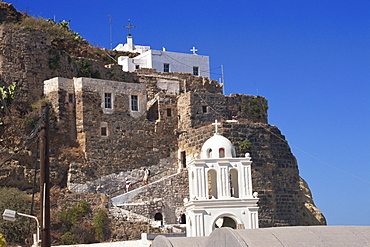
left=207, top=169, right=218, bottom=199
left=230, top=168, right=239, bottom=198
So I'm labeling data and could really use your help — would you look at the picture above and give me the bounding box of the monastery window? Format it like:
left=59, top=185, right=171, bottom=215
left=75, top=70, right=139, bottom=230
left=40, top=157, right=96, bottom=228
left=166, top=108, right=172, bottom=117
left=180, top=151, right=186, bottom=168
left=193, top=66, right=199, bottom=76
left=100, top=122, right=108, bottom=137
left=131, top=95, right=138, bottom=111
left=68, top=93, right=74, bottom=103
left=104, top=93, right=112, bottom=109
left=164, top=63, right=170, bottom=72
left=202, top=106, right=208, bottom=113
left=230, top=169, right=239, bottom=198
left=136, top=65, right=140, bottom=70
left=219, top=148, right=225, bottom=158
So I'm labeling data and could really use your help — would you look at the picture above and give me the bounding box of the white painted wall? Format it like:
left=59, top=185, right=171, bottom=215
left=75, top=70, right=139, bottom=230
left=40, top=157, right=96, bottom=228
left=117, top=49, right=210, bottom=78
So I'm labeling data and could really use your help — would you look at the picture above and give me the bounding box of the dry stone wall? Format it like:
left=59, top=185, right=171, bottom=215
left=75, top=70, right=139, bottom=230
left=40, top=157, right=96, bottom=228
left=118, top=170, right=189, bottom=225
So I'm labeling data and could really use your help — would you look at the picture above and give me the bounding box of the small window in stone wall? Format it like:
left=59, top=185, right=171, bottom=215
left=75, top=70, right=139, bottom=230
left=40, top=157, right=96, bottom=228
left=131, top=95, right=138, bottom=111
left=101, top=127, right=107, bottom=136
left=166, top=108, right=172, bottom=117
left=100, top=122, right=108, bottom=137
left=105, top=93, right=112, bottom=109
left=68, top=93, right=74, bottom=103
left=202, top=106, right=208, bottom=113
left=136, top=65, right=140, bottom=69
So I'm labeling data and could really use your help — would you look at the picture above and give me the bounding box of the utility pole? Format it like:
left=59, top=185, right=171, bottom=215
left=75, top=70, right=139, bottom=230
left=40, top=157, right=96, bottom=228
left=39, top=101, right=50, bottom=247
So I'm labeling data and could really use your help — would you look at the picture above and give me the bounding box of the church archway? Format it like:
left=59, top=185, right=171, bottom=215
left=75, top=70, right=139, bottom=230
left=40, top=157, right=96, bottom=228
left=181, top=214, right=186, bottom=224
left=230, top=169, right=239, bottom=198
left=207, top=169, right=218, bottom=199
left=213, top=216, right=237, bottom=230
left=154, top=212, right=163, bottom=225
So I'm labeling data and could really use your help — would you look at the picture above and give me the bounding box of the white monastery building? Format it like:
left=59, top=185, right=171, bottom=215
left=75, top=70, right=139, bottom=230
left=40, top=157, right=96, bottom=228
left=184, top=121, right=259, bottom=237
left=114, top=23, right=210, bottom=78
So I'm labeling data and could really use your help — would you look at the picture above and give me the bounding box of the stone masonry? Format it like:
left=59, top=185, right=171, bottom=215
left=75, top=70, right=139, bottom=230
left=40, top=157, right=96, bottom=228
left=0, top=6, right=325, bottom=241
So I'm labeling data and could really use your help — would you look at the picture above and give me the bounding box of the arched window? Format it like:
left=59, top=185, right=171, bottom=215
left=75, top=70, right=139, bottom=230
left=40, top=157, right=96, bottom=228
left=207, top=148, right=212, bottom=158
left=181, top=214, right=186, bottom=224
left=230, top=169, right=239, bottom=198
left=219, top=148, right=225, bottom=158
left=207, top=169, right=218, bottom=199
left=154, top=212, right=163, bottom=226
left=214, top=216, right=237, bottom=229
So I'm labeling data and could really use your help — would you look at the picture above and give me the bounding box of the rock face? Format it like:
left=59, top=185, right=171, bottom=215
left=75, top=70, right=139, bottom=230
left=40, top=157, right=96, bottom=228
left=0, top=4, right=325, bottom=241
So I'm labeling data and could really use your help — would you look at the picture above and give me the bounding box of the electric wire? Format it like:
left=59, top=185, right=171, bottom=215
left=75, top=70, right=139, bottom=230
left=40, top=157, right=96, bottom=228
left=0, top=103, right=48, bottom=167
left=198, top=90, right=369, bottom=184
left=252, top=97, right=370, bottom=185
left=161, top=52, right=222, bottom=76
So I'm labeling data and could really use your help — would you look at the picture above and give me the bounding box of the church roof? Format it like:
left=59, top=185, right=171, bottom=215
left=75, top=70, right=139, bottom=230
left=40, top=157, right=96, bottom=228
left=152, top=226, right=370, bottom=247
left=201, top=133, right=236, bottom=159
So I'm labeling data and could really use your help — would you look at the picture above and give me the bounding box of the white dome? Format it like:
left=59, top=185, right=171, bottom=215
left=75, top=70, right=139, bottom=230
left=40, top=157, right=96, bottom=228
left=201, top=134, right=236, bottom=159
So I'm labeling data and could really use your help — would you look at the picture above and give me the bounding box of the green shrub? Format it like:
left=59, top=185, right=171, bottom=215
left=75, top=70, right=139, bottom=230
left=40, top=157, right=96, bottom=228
left=0, top=233, right=6, bottom=247
left=0, top=82, right=17, bottom=126
left=58, top=200, right=90, bottom=228
left=61, top=231, right=74, bottom=245
left=239, top=139, right=252, bottom=151
left=0, top=187, right=32, bottom=245
left=93, top=210, right=107, bottom=242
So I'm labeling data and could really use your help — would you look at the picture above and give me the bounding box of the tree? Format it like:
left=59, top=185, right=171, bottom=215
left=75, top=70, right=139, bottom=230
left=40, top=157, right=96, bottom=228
left=0, top=187, right=32, bottom=245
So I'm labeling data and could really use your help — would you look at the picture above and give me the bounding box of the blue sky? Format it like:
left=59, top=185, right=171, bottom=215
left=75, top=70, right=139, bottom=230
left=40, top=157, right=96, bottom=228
left=10, top=0, right=370, bottom=226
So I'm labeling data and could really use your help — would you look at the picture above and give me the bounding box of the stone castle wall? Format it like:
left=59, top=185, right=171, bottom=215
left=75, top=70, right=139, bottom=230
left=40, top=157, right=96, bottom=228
left=177, top=121, right=324, bottom=227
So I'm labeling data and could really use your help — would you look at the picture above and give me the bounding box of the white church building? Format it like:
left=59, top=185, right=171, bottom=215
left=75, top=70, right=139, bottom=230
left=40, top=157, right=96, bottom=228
left=184, top=121, right=259, bottom=237
left=114, top=23, right=210, bottom=78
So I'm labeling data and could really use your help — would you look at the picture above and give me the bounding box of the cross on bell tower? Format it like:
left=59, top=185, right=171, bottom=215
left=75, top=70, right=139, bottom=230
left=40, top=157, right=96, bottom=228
left=212, top=119, right=221, bottom=134
left=124, top=19, right=136, bottom=36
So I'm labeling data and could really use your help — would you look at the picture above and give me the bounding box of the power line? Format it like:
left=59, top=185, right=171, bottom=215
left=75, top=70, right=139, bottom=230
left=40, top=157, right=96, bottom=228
left=251, top=98, right=370, bottom=184
left=161, top=52, right=222, bottom=76
left=0, top=104, right=48, bottom=167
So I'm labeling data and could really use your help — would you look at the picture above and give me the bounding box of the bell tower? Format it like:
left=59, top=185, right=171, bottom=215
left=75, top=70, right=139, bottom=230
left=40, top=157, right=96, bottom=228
left=184, top=120, right=259, bottom=237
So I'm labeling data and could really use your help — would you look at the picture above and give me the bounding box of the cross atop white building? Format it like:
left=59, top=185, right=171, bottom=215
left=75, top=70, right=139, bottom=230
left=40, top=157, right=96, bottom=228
left=212, top=120, right=221, bottom=134
left=190, top=46, right=198, bottom=55
left=114, top=28, right=210, bottom=77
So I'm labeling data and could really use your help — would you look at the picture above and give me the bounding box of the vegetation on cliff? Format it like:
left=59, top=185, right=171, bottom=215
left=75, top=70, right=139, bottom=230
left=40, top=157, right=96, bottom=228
left=0, top=187, right=32, bottom=245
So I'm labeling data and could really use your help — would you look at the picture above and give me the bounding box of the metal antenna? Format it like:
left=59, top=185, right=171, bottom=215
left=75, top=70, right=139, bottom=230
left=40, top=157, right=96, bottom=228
left=124, top=19, right=136, bottom=36
left=108, top=15, right=112, bottom=50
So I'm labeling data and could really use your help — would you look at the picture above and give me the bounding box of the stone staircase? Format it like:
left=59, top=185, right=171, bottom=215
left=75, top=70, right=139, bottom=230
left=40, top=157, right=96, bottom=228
left=110, top=171, right=183, bottom=206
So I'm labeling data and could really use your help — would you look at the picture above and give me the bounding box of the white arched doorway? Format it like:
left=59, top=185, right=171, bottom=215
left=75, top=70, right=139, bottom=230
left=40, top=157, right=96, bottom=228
left=213, top=215, right=239, bottom=230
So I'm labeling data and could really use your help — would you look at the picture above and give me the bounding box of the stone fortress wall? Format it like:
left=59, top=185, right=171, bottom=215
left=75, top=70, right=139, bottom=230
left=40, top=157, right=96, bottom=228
left=0, top=12, right=325, bottom=238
